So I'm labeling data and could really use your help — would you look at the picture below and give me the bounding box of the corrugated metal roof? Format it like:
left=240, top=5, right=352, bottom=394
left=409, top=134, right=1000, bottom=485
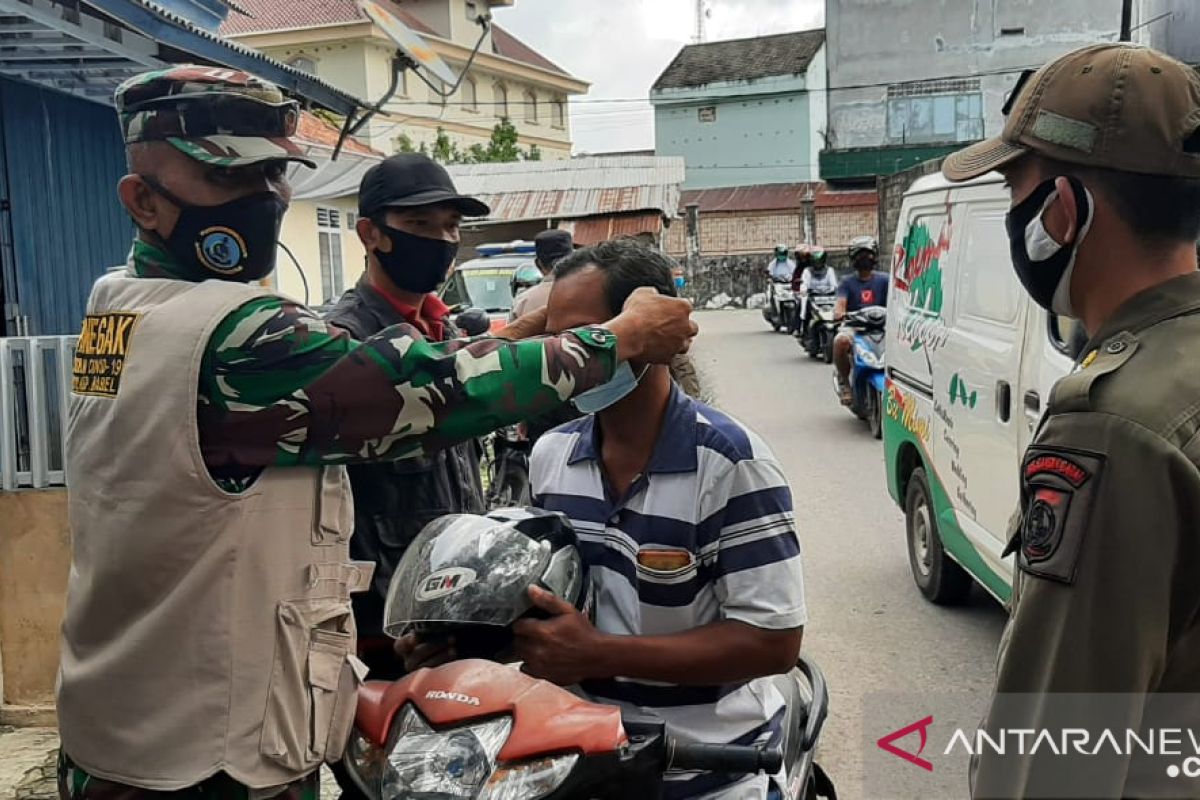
left=814, top=188, right=879, bottom=208
left=563, top=212, right=663, bottom=246
left=448, top=156, right=685, bottom=223
left=680, top=183, right=818, bottom=214
left=0, top=0, right=366, bottom=113
left=93, top=0, right=367, bottom=112
left=653, top=29, right=825, bottom=91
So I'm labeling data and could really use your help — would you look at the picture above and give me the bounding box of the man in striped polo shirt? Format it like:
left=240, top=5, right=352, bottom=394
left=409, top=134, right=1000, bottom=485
left=514, top=240, right=807, bottom=800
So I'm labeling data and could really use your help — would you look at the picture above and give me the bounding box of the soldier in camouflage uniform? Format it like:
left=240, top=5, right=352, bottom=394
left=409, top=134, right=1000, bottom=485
left=57, top=66, right=696, bottom=800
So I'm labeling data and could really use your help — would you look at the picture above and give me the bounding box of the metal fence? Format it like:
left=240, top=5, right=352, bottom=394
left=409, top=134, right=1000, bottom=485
left=0, top=336, right=76, bottom=490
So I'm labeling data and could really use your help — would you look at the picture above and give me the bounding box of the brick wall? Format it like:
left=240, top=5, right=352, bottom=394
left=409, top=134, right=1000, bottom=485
left=877, top=157, right=946, bottom=268
left=664, top=211, right=802, bottom=258
left=815, top=205, right=879, bottom=249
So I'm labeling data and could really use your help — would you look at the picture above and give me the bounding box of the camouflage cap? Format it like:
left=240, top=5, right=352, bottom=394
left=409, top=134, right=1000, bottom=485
left=115, top=65, right=316, bottom=168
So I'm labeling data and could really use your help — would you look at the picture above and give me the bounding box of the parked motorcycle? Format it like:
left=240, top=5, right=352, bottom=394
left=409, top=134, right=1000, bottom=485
left=798, top=290, right=838, bottom=364
left=486, top=424, right=531, bottom=508
left=763, top=280, right=798, bottom=334
left=834, top=306, right=886, bottom=439
left=341, top=509, right=837, bottom=800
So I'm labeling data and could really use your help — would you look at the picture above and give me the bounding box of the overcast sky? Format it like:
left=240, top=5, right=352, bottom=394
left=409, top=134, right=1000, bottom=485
left=493, top=0, right=824, bottom=153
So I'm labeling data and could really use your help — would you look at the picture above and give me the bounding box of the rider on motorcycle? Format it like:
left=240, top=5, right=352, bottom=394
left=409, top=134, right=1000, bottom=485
left=833, top=235, right=889, bottom=405
left=769, top=243, right=795, bottom=282
left=792, top=245, right=836, bottom=337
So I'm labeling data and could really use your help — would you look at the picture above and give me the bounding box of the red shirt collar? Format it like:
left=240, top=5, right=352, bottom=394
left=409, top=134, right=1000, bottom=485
left=370, top=278, right=450, bottom=339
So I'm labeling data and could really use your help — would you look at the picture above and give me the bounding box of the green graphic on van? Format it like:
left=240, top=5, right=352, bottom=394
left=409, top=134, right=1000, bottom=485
left=949, top=373, right=978, bottom=408
left=895, top=218, right=952, bottom=354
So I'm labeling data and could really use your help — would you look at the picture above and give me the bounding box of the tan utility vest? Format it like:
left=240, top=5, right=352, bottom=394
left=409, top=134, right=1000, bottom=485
left=58, top=270, right=371, bottom=790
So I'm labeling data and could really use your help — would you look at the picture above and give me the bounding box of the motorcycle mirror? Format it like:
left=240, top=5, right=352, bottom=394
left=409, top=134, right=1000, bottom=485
left=456, top=308, right=492, bottom=337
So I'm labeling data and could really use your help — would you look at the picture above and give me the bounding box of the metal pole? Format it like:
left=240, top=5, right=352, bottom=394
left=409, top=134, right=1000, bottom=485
left=1120, top=0, right=1133, bottom=41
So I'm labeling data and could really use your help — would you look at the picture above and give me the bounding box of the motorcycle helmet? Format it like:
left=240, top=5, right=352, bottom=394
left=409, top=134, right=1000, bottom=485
left=811, top=248, right=828, bottom=272
left=383, top=507, right=591, bottom=660
left=848, top=235, right=879, bottom=260
left=510, top=263, right=542, bottom=297
left=773, top=243, right=790, bottom=260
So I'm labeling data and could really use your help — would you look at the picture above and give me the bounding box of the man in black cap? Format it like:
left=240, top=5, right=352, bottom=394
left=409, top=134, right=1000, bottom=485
left=511, top=228, right=574, bottom=320
left=326, top=153, right=489, bottom=681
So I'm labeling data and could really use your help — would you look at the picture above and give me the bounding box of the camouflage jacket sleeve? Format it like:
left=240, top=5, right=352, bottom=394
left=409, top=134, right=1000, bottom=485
left=197, top=297, right=615, bottom=472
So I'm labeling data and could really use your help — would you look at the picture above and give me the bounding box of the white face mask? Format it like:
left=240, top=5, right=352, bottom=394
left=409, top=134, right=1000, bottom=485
left=1008, top=178, right=1095, bottom=318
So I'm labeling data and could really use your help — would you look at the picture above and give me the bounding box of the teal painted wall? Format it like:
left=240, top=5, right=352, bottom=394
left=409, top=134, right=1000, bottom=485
left=652, top=71, right=818, bottom=190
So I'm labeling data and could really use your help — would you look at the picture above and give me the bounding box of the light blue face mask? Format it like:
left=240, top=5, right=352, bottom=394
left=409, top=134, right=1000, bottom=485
left=572, top=362, right=650, bottom=413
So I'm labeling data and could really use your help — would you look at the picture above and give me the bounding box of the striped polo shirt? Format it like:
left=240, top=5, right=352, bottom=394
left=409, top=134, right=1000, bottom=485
left=530, top=386, right=807, bottom=799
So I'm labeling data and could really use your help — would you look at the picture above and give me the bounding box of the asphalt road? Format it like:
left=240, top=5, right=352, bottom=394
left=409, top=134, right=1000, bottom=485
left=690, top=310, right=1008, bottom=800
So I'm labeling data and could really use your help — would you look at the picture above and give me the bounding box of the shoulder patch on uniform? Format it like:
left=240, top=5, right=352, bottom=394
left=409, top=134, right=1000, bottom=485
left=1017, top=445, right=1106, bottom=584
left=1024, top=453, right=1093, bottom=487
left=1050, top=332, right=1138, bottom=413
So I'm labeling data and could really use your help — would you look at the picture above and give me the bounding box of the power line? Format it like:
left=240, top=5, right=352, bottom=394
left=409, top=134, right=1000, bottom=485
left=372, top=61, right=1044, bottom=110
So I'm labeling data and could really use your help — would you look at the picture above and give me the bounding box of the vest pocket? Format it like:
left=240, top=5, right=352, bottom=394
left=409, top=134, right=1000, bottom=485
left=261, top=599, right=358, bottom=772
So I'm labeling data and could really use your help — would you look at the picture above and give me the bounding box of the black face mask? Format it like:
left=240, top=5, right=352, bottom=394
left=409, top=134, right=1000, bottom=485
left=141, top=175, right=286, bottom=282
left=1004, top=176, right=1094, bottom=316
left=854, top=255, right=877, bottom=273
left=373, top=223, right=458, bottom=294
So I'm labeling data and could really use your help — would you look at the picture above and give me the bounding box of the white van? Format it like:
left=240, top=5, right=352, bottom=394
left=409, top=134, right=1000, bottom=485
left=882, top=172, right=1080, bottom=606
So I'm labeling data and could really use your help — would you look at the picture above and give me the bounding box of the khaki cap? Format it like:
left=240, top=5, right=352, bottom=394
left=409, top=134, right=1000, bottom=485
left=944, top=44, right=1200, bottom=182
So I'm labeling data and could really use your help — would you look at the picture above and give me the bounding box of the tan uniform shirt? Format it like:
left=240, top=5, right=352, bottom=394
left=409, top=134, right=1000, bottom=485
left=973, top=271, right=1200, bottom=799
left=509, top=273, right=554, bottom=320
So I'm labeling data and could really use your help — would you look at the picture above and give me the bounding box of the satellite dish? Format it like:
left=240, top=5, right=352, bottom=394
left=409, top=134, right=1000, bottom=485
left=360, top=0, right=460, bottom=87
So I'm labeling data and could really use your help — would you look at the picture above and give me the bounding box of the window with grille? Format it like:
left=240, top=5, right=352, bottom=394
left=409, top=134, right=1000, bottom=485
left=317, top=207, right=345, bottom=303
left=551, top=99, right=565, bottom=128
left=887, top=79, right=984, bottom=144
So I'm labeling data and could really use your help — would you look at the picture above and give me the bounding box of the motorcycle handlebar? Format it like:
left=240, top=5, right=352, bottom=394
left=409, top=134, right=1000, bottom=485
left=667, top=741, right=784, bottom=776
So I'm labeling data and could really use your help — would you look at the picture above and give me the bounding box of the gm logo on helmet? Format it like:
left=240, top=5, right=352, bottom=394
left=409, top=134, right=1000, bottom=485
left=416, top=567, right=477, bottom=601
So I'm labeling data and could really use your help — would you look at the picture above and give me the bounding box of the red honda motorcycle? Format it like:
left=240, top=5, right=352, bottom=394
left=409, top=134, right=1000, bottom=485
left=341, top=509, right=835, bottom=799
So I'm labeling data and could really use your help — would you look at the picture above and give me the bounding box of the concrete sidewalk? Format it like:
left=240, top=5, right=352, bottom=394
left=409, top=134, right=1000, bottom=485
left=0, top=727, right=57, bottom=800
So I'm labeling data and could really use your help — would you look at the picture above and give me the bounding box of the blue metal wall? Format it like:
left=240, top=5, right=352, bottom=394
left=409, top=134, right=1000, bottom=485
left=0, top=78, right=130, bottom=335
left=654, top=72, right=817, bottom=191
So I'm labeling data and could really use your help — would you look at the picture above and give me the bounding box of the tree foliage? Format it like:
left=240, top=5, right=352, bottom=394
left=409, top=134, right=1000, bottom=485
left=395, top=117, right=543, bottom=164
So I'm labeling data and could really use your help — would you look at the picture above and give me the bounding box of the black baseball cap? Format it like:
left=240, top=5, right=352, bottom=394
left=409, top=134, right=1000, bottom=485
left=535, top=229, right=573, bottom=266
left=358, top=153, right=490, bottom=218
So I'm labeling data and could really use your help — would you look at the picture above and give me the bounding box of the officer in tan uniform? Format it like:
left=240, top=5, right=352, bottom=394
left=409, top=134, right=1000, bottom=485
left=944, top=44, right=1200, bottom=798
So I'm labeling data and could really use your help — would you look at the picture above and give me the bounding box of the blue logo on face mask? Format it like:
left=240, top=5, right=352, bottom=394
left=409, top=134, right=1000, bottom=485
left=197, top=227, right=246, bottom=274
left=674, top=275, right=686, bottom=290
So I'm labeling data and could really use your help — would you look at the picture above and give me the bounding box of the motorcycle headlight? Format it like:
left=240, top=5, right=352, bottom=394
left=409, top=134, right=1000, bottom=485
left=344, top=704, right=578, bottom=800
left=479, top=755, right=580, bottom=800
